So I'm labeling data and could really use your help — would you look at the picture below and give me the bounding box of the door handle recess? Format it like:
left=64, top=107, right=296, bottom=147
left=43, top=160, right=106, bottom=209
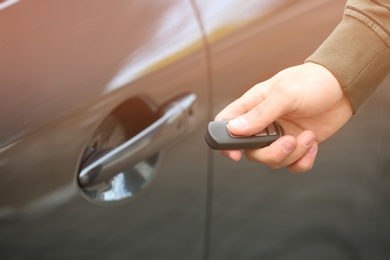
left=78, top=93, right=197, bottom=188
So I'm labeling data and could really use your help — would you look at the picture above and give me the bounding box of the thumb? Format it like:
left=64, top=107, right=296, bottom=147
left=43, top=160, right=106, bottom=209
left=227, top=93, right=288, bottom=136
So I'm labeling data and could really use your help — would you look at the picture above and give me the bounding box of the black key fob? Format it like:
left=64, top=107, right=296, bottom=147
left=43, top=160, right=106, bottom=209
left=205, top=120, right=284, bottom=150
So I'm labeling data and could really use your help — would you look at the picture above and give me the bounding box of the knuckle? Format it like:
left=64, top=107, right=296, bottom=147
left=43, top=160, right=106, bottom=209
left=250, top=104, right=272, bottom=126
left=251, top=103, right=266, bottom=117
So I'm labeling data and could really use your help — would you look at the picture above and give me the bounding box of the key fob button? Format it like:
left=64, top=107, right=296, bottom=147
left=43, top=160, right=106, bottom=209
left=255, top=129, right=268, bottom=137
left=267, top=123, right=277, bottom=136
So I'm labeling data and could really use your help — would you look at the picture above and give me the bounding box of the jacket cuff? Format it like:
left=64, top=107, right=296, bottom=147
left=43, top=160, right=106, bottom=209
left=306, top=15, right=390, bottom=113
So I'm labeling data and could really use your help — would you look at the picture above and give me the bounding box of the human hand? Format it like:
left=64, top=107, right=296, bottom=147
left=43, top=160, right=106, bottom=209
left=215, top=62, right=354, bottom=172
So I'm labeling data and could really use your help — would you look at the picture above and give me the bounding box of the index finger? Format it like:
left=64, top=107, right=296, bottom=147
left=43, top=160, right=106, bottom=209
left=215, top=81, right=271, bottom=121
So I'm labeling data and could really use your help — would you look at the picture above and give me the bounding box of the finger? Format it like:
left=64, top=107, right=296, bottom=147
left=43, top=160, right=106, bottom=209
left=245, top=131, right=315, bottom=169
left=227, top=91, right=291, bottom=137
left=278, top=130, right=316, bottom=167
left=220, top=150, right=242, bottom=162
left=287, top=143, right=318, bottom=173
left=244, top=135, right=297, bottom=168
left=215, top=81, right=271, bottom=121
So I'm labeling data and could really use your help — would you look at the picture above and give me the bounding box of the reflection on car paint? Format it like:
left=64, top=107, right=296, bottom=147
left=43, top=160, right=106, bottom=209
left=0, top=0, right=20, bottom=10
left=106, top=4, right=204, bottom=92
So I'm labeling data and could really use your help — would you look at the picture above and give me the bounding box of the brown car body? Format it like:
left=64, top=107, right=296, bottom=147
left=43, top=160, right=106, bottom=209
left=1, top=0, right=389, bottom=259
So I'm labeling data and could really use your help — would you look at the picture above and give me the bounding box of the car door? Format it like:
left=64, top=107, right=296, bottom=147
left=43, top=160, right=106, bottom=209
left=0, top=1, right=211, bottom=259
left=198, top=0, right=390, bottom=259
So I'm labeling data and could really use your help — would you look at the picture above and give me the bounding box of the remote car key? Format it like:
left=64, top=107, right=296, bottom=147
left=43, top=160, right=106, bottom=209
left=205, top=120, right=284, bottom=150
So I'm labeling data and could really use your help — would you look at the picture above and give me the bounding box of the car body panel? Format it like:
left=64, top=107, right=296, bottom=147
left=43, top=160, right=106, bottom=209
left=1, top=0, right=390, bottom=259
left=0, top=0, right=206, bottom=146
left=1, top=1, right=210, bottom=259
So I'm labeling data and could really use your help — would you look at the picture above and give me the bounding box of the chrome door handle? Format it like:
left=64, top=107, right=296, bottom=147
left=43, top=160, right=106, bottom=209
left=78, top=93, right=197, bottom=188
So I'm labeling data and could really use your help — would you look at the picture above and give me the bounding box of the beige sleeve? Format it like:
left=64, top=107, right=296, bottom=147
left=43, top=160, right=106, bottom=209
left=306, top=0, right=390, bottom=112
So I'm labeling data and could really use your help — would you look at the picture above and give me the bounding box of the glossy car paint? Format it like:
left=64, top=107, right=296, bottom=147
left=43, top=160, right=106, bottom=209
left=1, top=0, right=390, bottom=259
left=1, top=1, right=210, bottom=259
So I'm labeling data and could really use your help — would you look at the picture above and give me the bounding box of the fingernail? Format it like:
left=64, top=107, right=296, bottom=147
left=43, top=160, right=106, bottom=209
left=229, top=117, right=248, bottom=130
left=283, top=140, right=295, bottom=153
left=303, top=134, right=315, bottom=147
left=307, top=144, right=318, bottom=156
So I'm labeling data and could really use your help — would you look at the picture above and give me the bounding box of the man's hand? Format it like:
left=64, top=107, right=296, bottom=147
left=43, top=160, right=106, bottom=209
left=215, top=62, right=354, bottom=172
